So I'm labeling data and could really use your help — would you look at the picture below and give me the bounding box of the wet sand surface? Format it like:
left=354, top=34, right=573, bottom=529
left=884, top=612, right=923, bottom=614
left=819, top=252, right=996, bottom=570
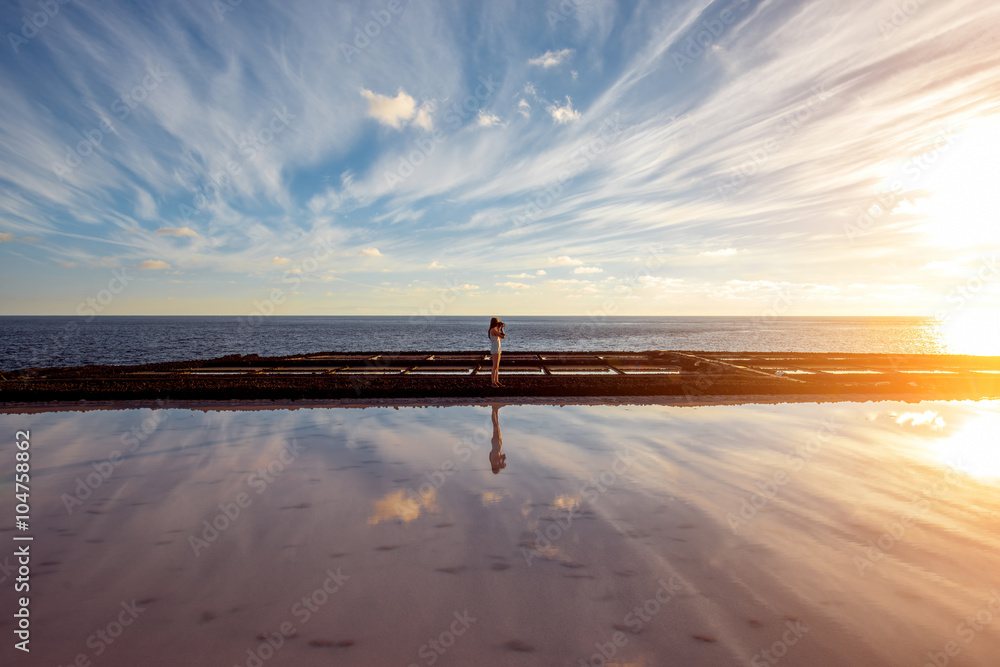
left=1, top=399, right=999, bottom=666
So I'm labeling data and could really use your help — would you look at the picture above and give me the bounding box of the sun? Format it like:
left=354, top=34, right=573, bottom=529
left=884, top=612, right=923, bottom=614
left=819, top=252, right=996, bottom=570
left=938, top=309, right=1000, bottom=356
left=916, top=117, right=1000, bottom=248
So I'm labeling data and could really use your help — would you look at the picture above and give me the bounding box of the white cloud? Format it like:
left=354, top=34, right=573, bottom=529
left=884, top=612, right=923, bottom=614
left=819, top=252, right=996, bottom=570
left=699, top=248, right=740, bottom=257
left=549, top=255, right=583, bottom=266
left=574, top=266, right=603, bottom=274
left=529, top=49, right=574, bottom=68
left=497, top=282, right=530, bottom=289
left=272, top=257, right=290, bottom=265
left=135, top=189, right=157, bottom=219
left=138, top=259, right=170, bottom=270
left=476, top=110, right=503, bottom=127
left=536, top=269, right=547, bottom=275
left=360, top=247, right=383, bottom=257
left=507, top=273, right=535, bottom=278
left=412, top=102, right=435, bottom=132
left=428, top=260, right=444, bottom=269
left=547, top=96, right=581, bottom=124
left=517, top=99, right=531, bottom=118
left=156, top=227, right=199, bottom=237
left=549, top=278, right=590, bottom=288
left=360, top=88, right=416, bottom=129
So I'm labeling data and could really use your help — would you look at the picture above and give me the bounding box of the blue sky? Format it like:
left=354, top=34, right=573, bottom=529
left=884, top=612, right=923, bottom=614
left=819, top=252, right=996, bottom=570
left=1, top=0, right=998, bottom=318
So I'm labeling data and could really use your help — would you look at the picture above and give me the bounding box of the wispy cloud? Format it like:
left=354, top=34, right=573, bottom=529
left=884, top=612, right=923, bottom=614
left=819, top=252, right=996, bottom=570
left=138, top=259, right=170, bottom=270
left=156, top=227, right=199, bottom=237
left=529, top=49, right=574, bottom=68
left=1, top=0, right=998, bottom=315
left=549, top=256, right=584, bottom=266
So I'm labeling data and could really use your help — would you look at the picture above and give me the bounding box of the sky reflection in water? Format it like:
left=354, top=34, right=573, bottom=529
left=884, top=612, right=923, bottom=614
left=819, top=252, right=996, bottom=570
left=2, top=399, right=999, bottom=666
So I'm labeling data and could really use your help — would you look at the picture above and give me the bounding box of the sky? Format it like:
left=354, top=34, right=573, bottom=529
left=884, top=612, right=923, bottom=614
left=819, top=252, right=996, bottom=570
left=0, top=0, right=998, bottom=318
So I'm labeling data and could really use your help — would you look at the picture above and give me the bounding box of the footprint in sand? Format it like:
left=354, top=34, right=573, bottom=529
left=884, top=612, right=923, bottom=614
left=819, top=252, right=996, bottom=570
left=279, top=502, right=311, bottom=510
left=309, top=639, right=354, bottom=647
left=505, top=640, right=535, bottom=652
left=613, top=623, right=641, bottom=635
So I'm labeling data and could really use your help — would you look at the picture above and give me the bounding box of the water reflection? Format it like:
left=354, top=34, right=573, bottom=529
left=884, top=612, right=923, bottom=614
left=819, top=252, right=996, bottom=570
left=489, top=404, right=506, bottom=474
left=3, top=400, right=1000, bottom=666
left=925, top=411, right=1000, bottom=479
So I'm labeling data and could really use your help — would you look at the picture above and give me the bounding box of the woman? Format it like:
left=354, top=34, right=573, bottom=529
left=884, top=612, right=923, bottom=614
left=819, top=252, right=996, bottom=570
left=488, top=317, right=505, bottom=387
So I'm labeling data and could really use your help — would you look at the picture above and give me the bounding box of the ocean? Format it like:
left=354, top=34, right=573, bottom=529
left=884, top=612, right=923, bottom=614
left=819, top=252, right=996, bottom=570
left=0, top=315, right=959, bottom=371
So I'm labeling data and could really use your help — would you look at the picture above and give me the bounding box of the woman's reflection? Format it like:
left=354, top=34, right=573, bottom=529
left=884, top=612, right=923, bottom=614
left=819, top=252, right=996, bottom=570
left=489, top=404, right=506, bottom=474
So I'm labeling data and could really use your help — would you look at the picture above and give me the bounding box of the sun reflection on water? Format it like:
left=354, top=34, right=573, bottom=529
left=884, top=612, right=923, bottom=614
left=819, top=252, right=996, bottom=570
left=926, top=412, right=1000, bottom=480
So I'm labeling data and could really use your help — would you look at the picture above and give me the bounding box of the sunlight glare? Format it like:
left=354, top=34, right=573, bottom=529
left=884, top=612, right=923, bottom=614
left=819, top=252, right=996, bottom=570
left=940, top=309, right=1000, bottom=356
left=928, top=412, right=1000, bottom=480
left=919, top=117, right=1000, bottom=247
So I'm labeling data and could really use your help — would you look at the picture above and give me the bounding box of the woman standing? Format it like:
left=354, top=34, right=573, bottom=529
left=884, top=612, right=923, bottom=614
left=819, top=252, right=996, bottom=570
left=488, top=317, right=505, bottom=387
